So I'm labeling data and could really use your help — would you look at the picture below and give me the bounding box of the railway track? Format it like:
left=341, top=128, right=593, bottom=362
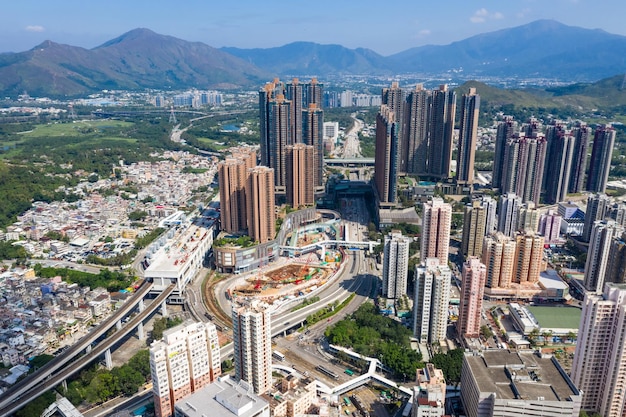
left=202, top=272, right=233, bottom=329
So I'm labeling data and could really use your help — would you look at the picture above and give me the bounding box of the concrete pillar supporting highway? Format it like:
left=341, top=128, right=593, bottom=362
left=161, top=300, right=168, bottom=317
left=116, top=320, right=122, bottom=331
left=86, top=344, right=92, bottom=354
left=105, top=349, right=113, bottom=370
left=283, top=330, right=287, bottom=337
left=138, top=321, right=145, bottom=340
left=138, top=299, right=145, bottom=312
left=61, top=379, right=67, bottom=391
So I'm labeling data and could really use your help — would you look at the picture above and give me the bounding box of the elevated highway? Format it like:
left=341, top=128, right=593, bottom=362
left=0, top=284, right=174, bottom=417
left=324, top=157, right=374, bottom=166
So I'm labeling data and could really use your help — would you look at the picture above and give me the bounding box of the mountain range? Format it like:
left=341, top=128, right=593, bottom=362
left=1, top=20, right=626, bottom=98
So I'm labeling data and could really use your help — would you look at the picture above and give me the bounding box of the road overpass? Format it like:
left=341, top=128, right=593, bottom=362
left=324, top=158, right=375, bottom=166
left=0, top=284, right=174, bottom=417
left=279, top=239, right=380, bottom=257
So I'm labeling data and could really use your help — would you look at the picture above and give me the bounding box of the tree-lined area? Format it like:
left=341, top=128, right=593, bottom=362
left=325, top=303, right=423, bottom=378
left=34, top=264, right=134, bottom=292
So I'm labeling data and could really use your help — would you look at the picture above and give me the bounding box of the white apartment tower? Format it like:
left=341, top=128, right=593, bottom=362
left=382, top=230, right=411, bottom=299
left=497, top=193, right=522, bottom=238
left=421, top=197, right=452, bottom=265
left=572, top=283, right=626, bottom=417
left=232, top=301, right=272, bottom=395
left=584, top=220, right=623, bottom=293
left=150, top=322, right=221, bottom=417
left=414, top=258, right=451, bottom=344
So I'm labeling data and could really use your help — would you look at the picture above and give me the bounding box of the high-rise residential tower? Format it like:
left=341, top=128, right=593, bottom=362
left=607, top=233, right=626, bottom=285
left=246, top=166, right=275, bottom=244
left=382, top=230, right=411, bottom=299
left=374, top=105, right=400, bottom=206
left=421, top=197, right=452, bottom=265
left=456, top=88, right=480, bottom=186
left=218, top=158, right=249, bottom=234
left=568, top=122, right=591, bottom=194
left=427, top=85, right=456, bottom=180
left=382, top=82, right=405, bottom=173
left=482, top=233, right=516, bottom=289
left=461, top=201, right=487, bottom=258
left=501, top=133, right=547, bottom=204
left=414, top=258, right=451, bottom=344
left=543, top=122, right=575, bottom=204
left=232, top=301, right=272, bottom=395
left=583, top=193, right=611, bottom=243
left=259, top=79, right=286, bottom=168
left=302, top=103, right=324, bottom=189
left=285, top=143, right=314, bottom=209
left=586, top=124, right=616, bottom=193
left=572, top=283, right=626, bottom=417
left=403, top=84, right=430, bottom=175
left=497, top=193, right=522, bottom=238
left=481, top=196, right=498, bottom=236
left=517, top=201, right=540, bottom=234
left=382, top=81, right=404, bottom=130
left=305, top=77, right=323, bottom=108
left=514, top=232, right=545, bottom=284
left=492, top=116, right=517, bottom=190
left=263, top=93, right=292, bottom=190
left=150, top=322, right=221, bottom=417
left=286, top=78, right=303, bottom=144
left=218, top=147, right=256, bottom=234
left=457, top=257, right=486, bottom=339
left=584, top=220, right=622, bottom=293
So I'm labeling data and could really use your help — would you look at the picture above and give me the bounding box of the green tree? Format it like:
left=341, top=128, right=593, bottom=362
left=430, top=349, right=465, bottom=384
left=528, top=328, right=540, bottom=347
left=480, top=325, right=494, bottom=339
left=15, top=391, right=55, bottom=417
left=29, top=354, right=54, bottom=372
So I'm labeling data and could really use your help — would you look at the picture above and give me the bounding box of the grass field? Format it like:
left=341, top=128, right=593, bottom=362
left=527, top=306, right=581, bottom=329
left=19, top=120, right=133, bottom=138
left=0, top=120, right=139, bottom=158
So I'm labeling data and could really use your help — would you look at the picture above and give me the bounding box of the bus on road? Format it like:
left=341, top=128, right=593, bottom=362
left=272, top=350, right=285, bottom=362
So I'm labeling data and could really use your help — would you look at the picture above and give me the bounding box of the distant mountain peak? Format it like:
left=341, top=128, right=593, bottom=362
left=95, top=28, right=165, bottom=49
left=31, top=40, right=60, bottom=50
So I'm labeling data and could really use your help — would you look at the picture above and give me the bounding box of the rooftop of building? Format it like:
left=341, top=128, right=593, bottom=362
left=174, top=376, right=269, bottom=417
left=264, top=375, right=316, bottom=408
left=144, top=213, right=214, bottom=276
left=465, top=350, right=579, bottom=402
left=379, top=207, right=420, bottom=225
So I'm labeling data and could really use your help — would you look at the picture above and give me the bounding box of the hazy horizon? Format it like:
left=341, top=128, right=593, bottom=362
left=2, top=0, right=625, bottom=55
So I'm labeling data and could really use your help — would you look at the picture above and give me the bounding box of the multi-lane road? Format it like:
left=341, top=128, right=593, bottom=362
left=0, top=284, right=174, bottom=417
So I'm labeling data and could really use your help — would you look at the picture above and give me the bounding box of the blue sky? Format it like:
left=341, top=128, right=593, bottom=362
left=1, top=0, right=625, bottom=55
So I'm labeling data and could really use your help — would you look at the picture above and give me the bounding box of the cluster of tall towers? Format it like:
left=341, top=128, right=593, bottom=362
left=259, top=77, right=324, bottom=202
left=579, top=193, right=626, bottom=294
left=218, top=78, right=326, bottom=243
left=149, top=302, right=275, bottom=417
left=374, top=83, right=480, bottom=206
left=218, top=146, right=275, bottom=244
left=493, top=117, right=615, bottom=204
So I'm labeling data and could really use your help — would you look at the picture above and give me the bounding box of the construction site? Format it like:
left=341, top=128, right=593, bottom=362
left=228, top=248, right=343, bottom=303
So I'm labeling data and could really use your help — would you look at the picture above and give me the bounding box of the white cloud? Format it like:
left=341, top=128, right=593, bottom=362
left=516, top=8, right=531, bottom=18
left=25, top=25, right=45, bottom=32
left=417, top=29, right=431, bottom=37
left=470, top=8, right=503, bottom=23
